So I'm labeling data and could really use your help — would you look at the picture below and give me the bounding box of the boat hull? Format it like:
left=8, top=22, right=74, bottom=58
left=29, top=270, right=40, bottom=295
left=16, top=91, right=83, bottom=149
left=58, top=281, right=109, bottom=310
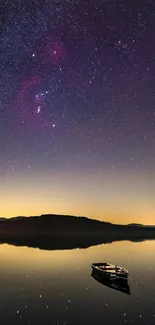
left=91, top=270, right=130, bottom=295
left=91, top=263, right=129, bottom=280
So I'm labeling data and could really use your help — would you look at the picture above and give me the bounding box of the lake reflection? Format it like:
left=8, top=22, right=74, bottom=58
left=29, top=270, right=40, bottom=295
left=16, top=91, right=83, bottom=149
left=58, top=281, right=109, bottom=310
left=0, top=240, right=155, bottom=324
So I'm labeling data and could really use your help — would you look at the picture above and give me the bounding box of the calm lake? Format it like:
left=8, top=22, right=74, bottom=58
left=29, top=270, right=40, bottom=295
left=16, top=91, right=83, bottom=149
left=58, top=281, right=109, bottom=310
left=0, top=240, right=155, bottom=325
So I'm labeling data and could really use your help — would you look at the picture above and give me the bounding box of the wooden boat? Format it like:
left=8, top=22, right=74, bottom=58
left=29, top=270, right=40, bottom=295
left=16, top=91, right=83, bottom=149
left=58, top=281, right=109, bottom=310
left=91, top=270, right=130, bottom=295
left=91, top=262, right=129, bottom=280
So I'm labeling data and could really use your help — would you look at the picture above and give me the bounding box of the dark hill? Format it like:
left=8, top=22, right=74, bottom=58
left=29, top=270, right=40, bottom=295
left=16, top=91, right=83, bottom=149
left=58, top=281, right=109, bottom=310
left=0, top=214, right=114, bottom=235
left=0, top=214, right=155, bottom=250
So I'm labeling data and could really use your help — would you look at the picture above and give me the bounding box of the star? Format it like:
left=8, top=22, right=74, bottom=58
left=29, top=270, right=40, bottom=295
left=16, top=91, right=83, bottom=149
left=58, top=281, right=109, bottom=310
left=37, top=106, right=41, bottom=114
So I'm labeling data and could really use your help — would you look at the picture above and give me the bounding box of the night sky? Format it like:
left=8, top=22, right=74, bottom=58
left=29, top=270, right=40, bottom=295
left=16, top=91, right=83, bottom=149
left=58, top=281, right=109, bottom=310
left=1, top=0, right=154, bottom=223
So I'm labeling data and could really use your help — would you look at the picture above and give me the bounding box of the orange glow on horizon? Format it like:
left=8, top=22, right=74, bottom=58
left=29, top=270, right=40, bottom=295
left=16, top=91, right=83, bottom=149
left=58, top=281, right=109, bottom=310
left=1, top=167, right=154, bottom=225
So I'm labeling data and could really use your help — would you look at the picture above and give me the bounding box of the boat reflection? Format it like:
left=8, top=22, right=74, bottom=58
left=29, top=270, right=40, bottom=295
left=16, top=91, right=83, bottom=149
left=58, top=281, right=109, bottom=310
left=91, top=269, right=130, bottom=295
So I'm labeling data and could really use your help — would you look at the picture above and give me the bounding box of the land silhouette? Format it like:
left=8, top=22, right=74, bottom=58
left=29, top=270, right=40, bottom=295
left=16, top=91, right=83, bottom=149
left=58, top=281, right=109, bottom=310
left=0, top=214, right=155, bottom=250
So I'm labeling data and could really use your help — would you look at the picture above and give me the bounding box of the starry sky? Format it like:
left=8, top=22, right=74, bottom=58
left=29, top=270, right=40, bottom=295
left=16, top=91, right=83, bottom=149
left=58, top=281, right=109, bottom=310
left=0, top=0, right=155, bottom=224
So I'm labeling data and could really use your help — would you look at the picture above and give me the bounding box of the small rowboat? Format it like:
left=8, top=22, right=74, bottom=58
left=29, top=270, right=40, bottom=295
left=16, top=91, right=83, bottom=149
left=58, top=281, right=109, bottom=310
left=91, top=262, right=129, bottom=280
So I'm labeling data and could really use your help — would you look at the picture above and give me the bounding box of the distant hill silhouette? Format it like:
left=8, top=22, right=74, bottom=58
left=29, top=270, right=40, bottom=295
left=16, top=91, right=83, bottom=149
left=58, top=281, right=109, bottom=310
left=0, top=214, right=155, bottom=250
left=128, top=223, right=144, bottom=227
left=128, top=223, right=155, bottom=228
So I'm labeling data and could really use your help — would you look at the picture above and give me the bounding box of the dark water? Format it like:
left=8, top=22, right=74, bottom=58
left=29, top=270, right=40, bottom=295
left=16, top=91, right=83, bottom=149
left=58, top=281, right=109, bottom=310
left=0, top=240, right=155, bottom=325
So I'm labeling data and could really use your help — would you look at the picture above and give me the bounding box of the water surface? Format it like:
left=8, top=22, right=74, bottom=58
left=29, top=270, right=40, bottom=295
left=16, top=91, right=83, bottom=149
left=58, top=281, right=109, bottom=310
left=0, top=240, right=155, bottom=324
